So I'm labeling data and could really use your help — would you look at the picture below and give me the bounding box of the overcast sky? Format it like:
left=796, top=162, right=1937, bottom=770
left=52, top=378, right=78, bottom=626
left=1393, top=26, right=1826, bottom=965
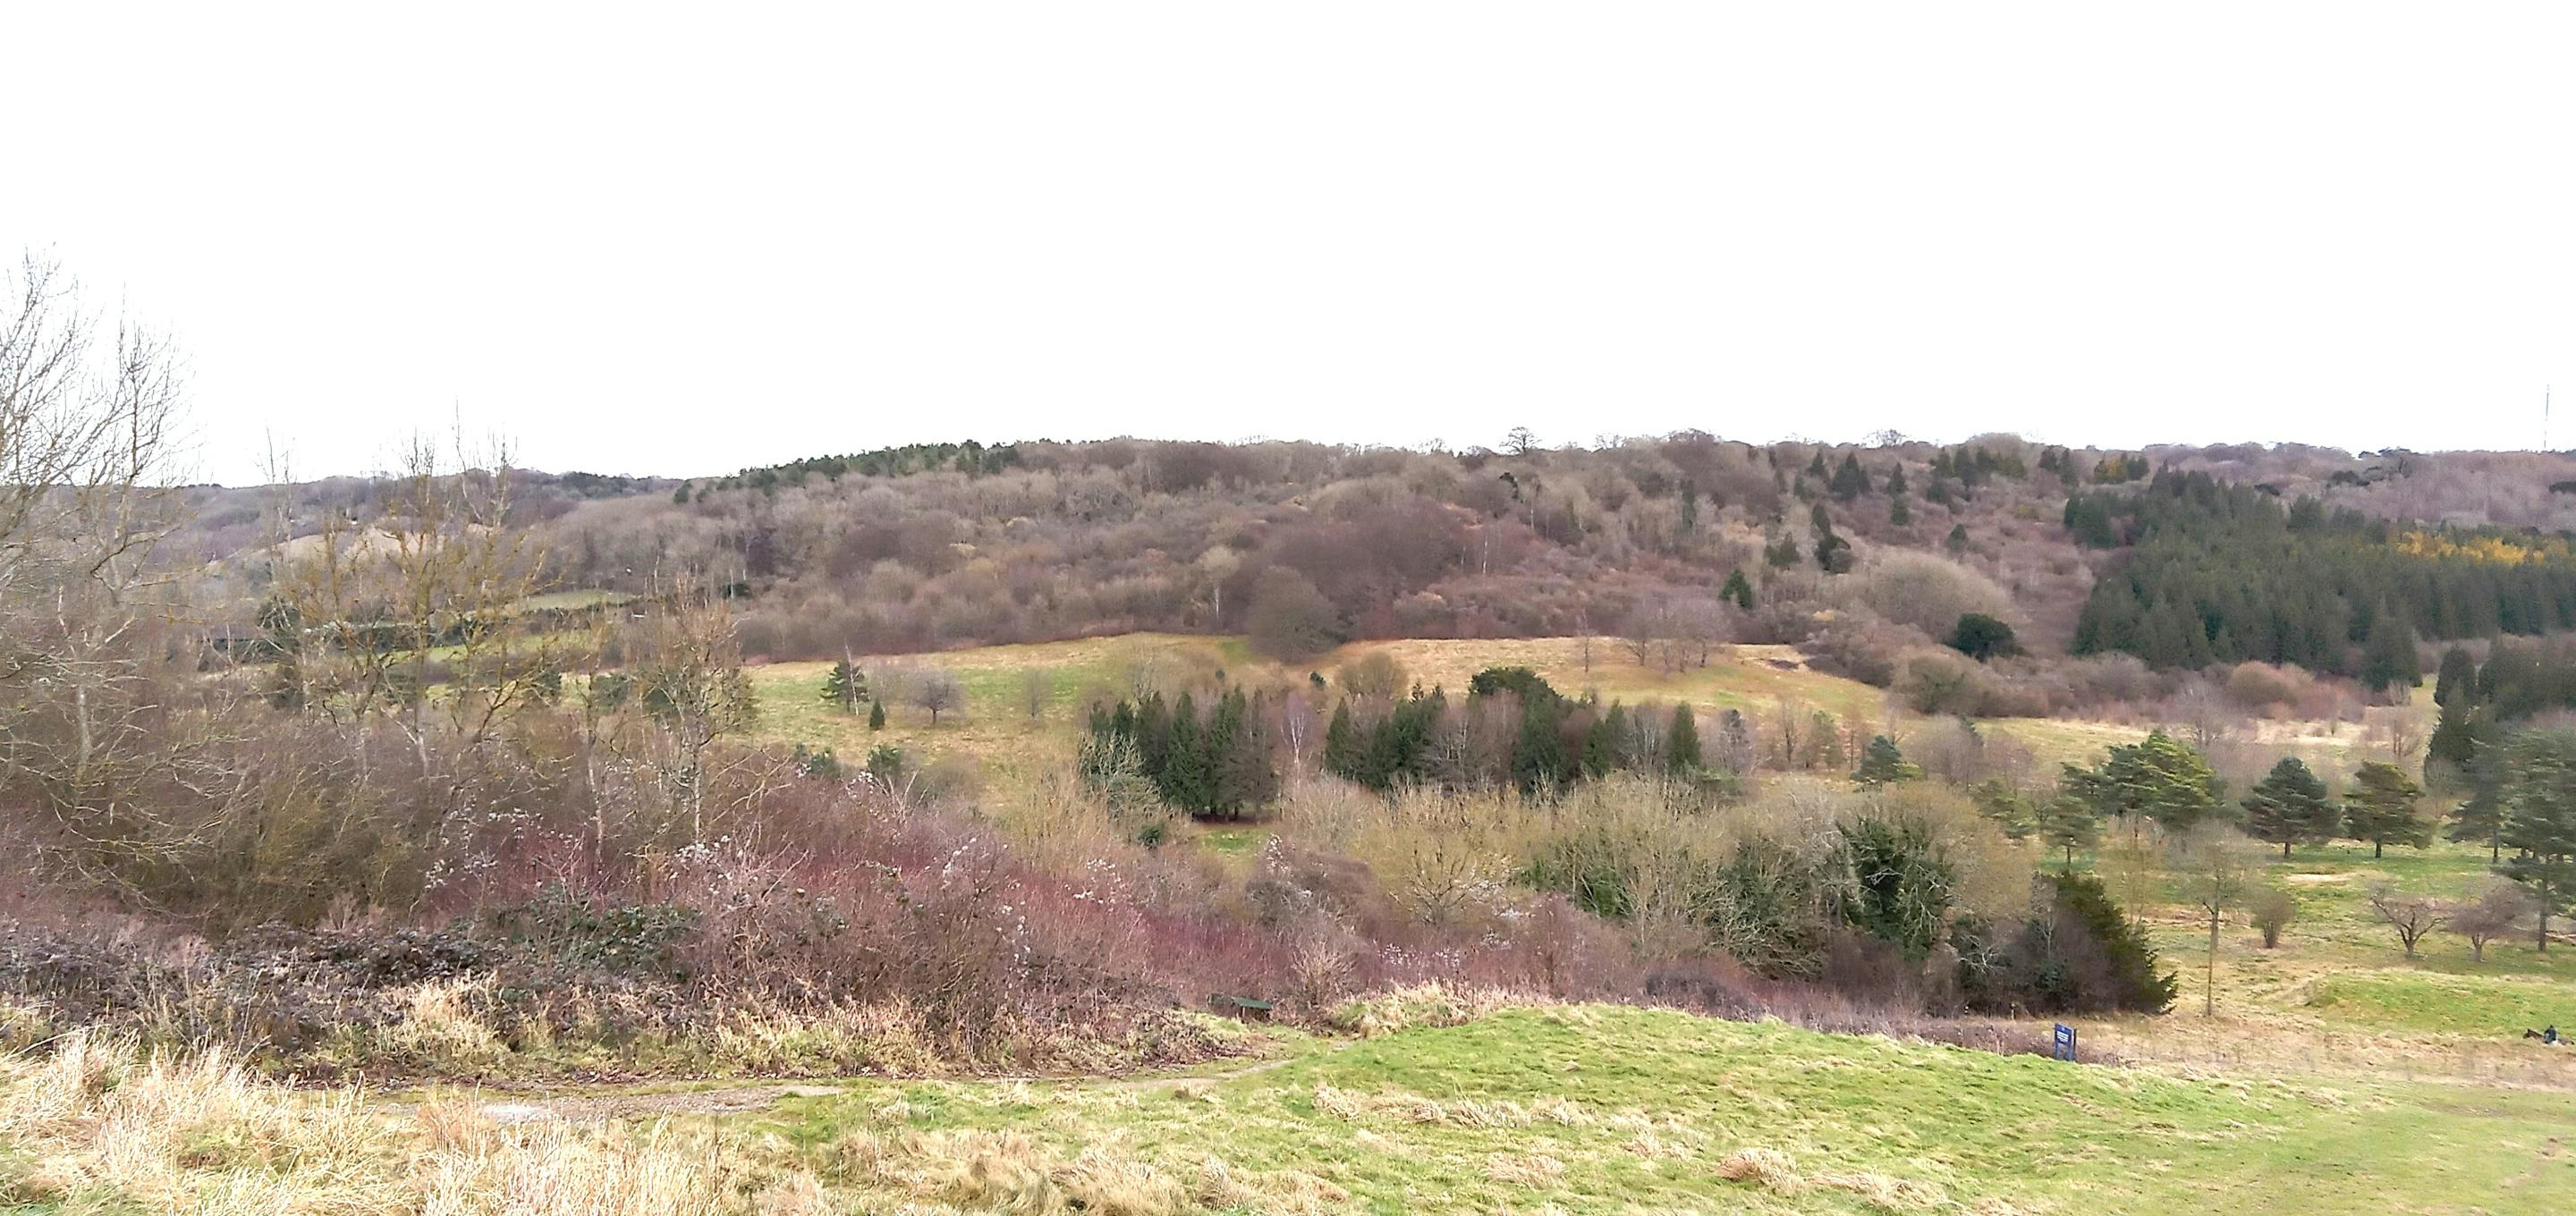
left=10, top=4, right=2575, bottom=485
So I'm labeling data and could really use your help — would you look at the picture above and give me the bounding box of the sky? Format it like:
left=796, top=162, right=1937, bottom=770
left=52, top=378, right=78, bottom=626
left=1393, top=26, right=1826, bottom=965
left=9, top=3, right=2576, bottom=486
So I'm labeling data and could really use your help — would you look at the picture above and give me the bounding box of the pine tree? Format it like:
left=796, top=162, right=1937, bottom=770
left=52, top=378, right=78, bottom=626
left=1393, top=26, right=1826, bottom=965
left=1322, top=701, right=1360, bottom=781
left=1162, top=693, right=1213, bottom=814
left=1945, top=523, right=1969, bottom=556
left=1830, top=453, right=1872, bottom=501
left=2343, top=761, right=2428, bottom=858
left=1852, top=735, right=1920, bottom=786
left=1889, top=494, right=1911, bottom=526
left=1721, top=568, right=1755, bottom=611
left=2496, top=727, right=2576, bottom=951
left=1764, top=531, right=1802, bottom=569
left=868, top=697, right=886, bottom=731
left=1885, top=464, right=1909, bottom=496
left=1665, top=705, right=1702, bottom=775
left=2358, top=605, right=2422, bottom=693
left=2434, top=645, right=2477, bottom=708
left=2240, top=756, right=2336, bottom=857
left=1582, top=705, right=1626, bottom=778
left=2063, top=730, right=2224, bottom=841
left=820, top=657, right=869, bottom=714
left=2037, top=790, right=2102, bottom=869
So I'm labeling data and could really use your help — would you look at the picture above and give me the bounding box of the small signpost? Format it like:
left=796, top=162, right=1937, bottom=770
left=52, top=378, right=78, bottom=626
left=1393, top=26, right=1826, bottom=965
left=2052, top=1023, right=2077, bottom=1062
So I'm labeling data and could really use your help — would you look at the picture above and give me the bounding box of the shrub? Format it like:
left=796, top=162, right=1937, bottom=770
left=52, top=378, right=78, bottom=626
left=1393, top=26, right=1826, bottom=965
left=1946, top=613, right=2021, bottom=661
left=2250, top=887, right=2298, bottom=948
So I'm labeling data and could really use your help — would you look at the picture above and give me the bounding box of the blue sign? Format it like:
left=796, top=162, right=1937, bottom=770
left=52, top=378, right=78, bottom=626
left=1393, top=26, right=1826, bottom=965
left=2052, top=1023, right=2077, bottom=1061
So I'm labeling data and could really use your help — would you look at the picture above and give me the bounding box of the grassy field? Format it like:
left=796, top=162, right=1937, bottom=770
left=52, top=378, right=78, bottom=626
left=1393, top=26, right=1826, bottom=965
left=8, top=1001, right=2563, bottom=1214
left=742, top=633, right=2147, bottom=774
left=750, top=1001, right=2572, bottom=1214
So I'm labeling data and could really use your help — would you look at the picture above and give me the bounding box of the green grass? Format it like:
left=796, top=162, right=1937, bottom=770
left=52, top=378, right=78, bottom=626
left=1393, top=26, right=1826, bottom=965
left=758, top=1003, right=2576, bottom=1214
left=2307, top=971, right=2574, bottom=1039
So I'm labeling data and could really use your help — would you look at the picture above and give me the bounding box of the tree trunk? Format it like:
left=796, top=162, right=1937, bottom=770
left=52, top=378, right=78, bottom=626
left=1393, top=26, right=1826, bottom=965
left=2204, top=912, right=2219, bottom=1017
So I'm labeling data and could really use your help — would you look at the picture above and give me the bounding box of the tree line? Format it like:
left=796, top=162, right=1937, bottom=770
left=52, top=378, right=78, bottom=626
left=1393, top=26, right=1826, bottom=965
left=2071, top=470, right=2576, bottom=683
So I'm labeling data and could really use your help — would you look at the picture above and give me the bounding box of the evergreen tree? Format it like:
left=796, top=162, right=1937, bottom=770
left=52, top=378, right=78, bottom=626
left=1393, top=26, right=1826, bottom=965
left=1513, top=697, right=1572, bottom=794
left=2359, top=606, right=2422, bottom=693
left=1945, top=522, right=1969, bottom=556
left=2434, top=645, right=2478, bottom=708
left=2425, top=699, right=2493, bottom=786
left=1830, top=452, right=1872, bottom=501
left=1885, top=464, right=1909, bottom=496
left=1160, top=693, right=1212, bottom=814
left=1213, top=688, right=1277, bottom=816
left=2240, top=756, right=2336, bottom=857
left=1665, top=705, right=1702, bottom=775
left=2048, top=873, right=2179, bottom=1014
left=2497, top=727, right=2576, bottom=950
left=1721, top=568, right=1755, bottom=611
left=1889, top=494, right=1911, bottom=526
left=2447, top=746, right=2510, bottom=862
left=1807, top=451, right=1828, bottom=480
left=1582, top=704, right=1627, bottom=778
left=1947, top=613, right=2020, bottom=661
left=2343, top=761, right=2429, bottom=857
left=1678, top=479, right=1699, bottom=534
left=2063, top=730, right=2224, bottom=840
left=1809, top=501, right=1833, bottom=533
left=1764, top=530, right=1803, bottom=569
left=2037, top=790, right=2102, bottom=869
left=1322, top=701, right=1360, bottom=781
left=820, top=657, right=869, bottom=714
left=1852, top=735, right=1920, bottom=786
left=867, top=697, right=886, bottom=731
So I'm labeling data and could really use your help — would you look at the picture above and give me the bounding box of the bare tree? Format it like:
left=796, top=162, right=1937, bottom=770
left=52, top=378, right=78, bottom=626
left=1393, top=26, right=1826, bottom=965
left=911, top=669, right=964, bottom=725
left=1019, top=666, right=1054, bottom=720
left=2174, top=824, right=2261, bottom=1017
left=0, top=251, right=193, bottom=864
left=2367, top=884, right=2448, bottom=958
left=2445, top=881, right=2533, bottom=963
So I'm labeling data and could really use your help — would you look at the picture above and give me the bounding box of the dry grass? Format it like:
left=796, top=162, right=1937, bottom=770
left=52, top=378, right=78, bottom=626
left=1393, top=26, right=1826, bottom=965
left=0, top=1032, right=823, bottom=1215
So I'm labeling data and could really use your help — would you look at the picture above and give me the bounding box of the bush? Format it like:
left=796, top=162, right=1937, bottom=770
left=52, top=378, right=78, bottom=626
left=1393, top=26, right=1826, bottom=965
left=1946, top=613, right=2021, bottom=661
left=2250, top=887, right=2297, bottom=948
left=1246, top=568, right=1345, bottom=661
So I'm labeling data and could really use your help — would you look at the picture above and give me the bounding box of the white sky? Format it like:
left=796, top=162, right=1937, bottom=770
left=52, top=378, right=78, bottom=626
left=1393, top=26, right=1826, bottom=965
left=10, top=3, right=2575, bottom=485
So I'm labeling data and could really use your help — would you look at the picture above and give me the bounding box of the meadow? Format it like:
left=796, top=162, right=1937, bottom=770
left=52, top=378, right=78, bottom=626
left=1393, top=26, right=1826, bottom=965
left=4, top=1001, right=2564, bottom=1214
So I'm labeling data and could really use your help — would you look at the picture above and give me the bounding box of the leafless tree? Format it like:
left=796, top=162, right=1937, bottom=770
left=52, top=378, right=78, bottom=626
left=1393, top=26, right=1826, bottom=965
left=2367, top=883, right=2448, bottom=958
left=1019, top=666, right=1053, bottom=720
left=2174, top=824, right=2261, bottom=1016
left=0, top=251, right=193, bottom=863
left=2446, top=881, right=2533, bottom=963
left=911, top=669, right=964, bottom=725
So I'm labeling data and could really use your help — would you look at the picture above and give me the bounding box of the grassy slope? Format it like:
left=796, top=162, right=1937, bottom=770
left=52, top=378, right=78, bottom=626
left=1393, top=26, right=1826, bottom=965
left=742, top=633, right=2182, bottom=775
left=762, top=1003, right=2575, bottom=1214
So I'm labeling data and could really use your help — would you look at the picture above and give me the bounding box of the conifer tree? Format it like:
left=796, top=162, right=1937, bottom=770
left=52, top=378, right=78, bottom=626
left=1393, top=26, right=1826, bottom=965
left=1853, top=734, right=1920, bottom=786
left=820, top=656, right=869, bottom=714
left=1830, top=453, right=1872, bottom=502
left=2343, top=761, right=2428, bottom=858
left=2434, top=645, right=2477, bottom=708
left=1945, top=522, right=1969, bottom=556
left=2359, top=607, right=2422, bottom=693
left=2037, top=790, right=2102, bottom=869
left=1665, top=704, right=1702, bottom=775
left=1889, top=494, right=1911, bottom=526
left=2240, top=756, right=2336, bottom=857
left=1323, top=701, right=1360, bottom=780
left=1721, top=568, right=1755, bottom=611
left=2497, top=728, right=2576, bottom=951
left=868, top=697, right=886, bottom=731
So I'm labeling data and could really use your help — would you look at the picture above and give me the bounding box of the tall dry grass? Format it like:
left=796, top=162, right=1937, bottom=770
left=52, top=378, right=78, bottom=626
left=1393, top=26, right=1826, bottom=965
left=0, top=1032, right=825, bottom=1215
